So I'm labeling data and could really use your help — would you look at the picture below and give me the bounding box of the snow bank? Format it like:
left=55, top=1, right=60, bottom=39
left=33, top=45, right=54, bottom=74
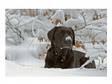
left=6, top=60, right=106, bottom=76
left=6, top=38, right=49, bottom=62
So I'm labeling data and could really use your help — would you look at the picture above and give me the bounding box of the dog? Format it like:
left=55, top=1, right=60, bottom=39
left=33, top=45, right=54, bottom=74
left=44, top=26, right=96, bottom=69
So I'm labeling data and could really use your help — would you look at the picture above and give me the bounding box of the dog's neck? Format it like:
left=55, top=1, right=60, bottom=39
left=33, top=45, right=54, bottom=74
left=51, top=46, right=72, bottom=56
left=52, top=46, right=68, bottom=63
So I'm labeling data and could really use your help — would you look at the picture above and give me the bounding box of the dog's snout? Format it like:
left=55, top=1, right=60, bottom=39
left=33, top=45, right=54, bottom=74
left=65, top=36, right=72, bottom=44
left=65, top=36, right=72, bottom=40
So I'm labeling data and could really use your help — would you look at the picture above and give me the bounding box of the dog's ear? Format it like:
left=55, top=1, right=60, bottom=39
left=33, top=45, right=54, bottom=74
left=69, top=27, right=75, bottom=45
left=47, top=27, right=57, bottom=41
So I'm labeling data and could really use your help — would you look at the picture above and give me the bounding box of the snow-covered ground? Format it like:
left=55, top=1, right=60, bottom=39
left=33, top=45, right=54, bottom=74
left=5, top=60, right=106, bottom=76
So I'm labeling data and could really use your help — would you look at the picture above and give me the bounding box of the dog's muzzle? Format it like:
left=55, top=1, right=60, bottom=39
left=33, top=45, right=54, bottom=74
left=65, top=36, right=72, bottom=44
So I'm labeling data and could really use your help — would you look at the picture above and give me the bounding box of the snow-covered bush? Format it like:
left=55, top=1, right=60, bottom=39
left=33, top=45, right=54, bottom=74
left=32, top=17, right=54, bottom=42
left=63, top=18, right=85, bottom=30
left=6, top=38, right=49, bottom=61
left=6, top=14, right=25, bottom=45
left=50, top=10, right=65, bottom=25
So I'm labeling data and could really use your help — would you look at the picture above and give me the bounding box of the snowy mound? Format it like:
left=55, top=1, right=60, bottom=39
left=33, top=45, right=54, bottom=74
left=6, top=60, right=106, bottom=76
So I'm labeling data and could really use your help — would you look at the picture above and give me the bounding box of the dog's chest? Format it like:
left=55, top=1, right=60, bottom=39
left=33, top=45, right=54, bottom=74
left=53, top=49, right=73, bottom=68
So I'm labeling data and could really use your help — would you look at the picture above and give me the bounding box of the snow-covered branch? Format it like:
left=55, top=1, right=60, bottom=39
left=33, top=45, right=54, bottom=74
left=6, top=15, right=24, bottom=41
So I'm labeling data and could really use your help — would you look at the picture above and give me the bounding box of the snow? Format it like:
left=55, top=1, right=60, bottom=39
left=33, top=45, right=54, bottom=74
left=50, top=9, right=65, bottom=25
left=51, top=10, right=65, bottom=22
left=6, top=60, right=106, bottom=76
left=32, top=17, right=54, bottom=38
left=6, top=38, right=49, bottom=61
left=63, top=18, right=84, bottom=28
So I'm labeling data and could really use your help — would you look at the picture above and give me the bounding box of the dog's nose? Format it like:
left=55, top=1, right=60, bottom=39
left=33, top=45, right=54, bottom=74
left=65, top=36, right=72, bottom=44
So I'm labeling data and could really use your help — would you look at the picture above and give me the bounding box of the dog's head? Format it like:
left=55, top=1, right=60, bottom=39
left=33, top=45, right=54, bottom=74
left=48, top=26, right=75, bottom=49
